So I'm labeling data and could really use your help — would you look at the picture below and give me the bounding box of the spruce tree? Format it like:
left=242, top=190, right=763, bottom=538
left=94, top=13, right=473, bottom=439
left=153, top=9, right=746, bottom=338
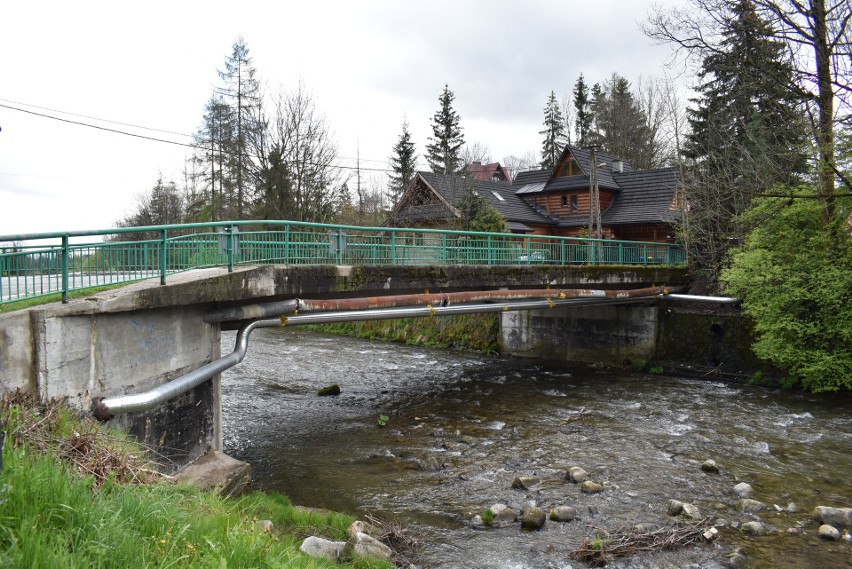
left=573, top=74, right=593, bottom=147
left=683, top=0, right=807, bottom=276
left=388, top=120, right=417, bottom=205
left=425, top=85, right=465, bottom=175
left=539, top=91, right=568, bottom=169
left=216, top=36, right=263, bottom=219
left=592, top=74, right=655, bottom=168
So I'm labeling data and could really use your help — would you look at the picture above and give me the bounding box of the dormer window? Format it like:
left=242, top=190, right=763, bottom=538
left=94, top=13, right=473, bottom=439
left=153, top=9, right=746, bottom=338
left=556, top=155, right=581, bottom=177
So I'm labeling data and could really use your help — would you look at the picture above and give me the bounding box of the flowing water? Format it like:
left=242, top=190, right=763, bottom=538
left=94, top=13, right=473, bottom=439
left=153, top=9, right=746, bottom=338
left=222, top=328, right=851, bottom=568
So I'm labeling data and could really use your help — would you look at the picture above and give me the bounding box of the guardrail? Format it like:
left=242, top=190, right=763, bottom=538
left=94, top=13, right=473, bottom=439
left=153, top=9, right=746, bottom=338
left=0, top=220, right=687, bottom=305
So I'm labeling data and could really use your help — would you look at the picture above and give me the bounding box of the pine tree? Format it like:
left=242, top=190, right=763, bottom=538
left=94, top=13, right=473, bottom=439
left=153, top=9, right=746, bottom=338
left=425, top=85, right=465, bottom=174
left=683, top=0, right=807, bottom=276
left=388, top=120, right=417, bottom=205
left=539, top=91, right=568, bottom=169
left=215, top=36, right=263, bottom=219
left=592, top=74, right=655, bottom=168
left=573, top=74, right=593, bottom=147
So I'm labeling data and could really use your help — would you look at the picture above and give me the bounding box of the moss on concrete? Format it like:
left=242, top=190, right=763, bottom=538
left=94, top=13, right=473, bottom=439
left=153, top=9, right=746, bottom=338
left=309, top=313, right=500, bottom=354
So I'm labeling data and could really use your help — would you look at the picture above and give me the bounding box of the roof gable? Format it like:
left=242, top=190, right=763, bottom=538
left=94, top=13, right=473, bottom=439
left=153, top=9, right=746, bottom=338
left=414, top=172, right=553, bottom=226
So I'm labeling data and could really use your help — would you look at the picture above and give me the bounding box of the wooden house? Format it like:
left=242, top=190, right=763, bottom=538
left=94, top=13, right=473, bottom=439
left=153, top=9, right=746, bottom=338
left=389, top=145, right=683, bottom=243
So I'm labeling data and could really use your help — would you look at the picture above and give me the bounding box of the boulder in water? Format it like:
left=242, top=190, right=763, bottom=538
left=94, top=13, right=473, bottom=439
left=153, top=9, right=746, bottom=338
left=549, top=506, right=578, bottom=522
left=520, top=506, right=546, bottom=530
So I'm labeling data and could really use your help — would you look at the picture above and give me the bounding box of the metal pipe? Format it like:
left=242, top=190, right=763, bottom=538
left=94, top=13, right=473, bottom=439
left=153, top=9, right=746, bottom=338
left=94, top=290, right=662, bottom=419
left=204, top=299, right=300, bottom=323
left=282, top=296, right=646, bottom=326
left=662, top=293, right=738, bottom=304
left=93, top=318, right=278, bottom=419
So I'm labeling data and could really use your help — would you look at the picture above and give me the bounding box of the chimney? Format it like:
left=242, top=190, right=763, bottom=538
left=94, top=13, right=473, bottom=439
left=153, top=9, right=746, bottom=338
left=613, top=160, right=623, bottom=173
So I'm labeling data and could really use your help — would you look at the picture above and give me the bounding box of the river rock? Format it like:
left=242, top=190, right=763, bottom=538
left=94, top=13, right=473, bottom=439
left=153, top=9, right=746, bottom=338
left=812, top=506, right=852, bottom=527
left=682, top=503, right=702, bottom=519
left=341, top=532, right=394, bottom=562
left=348, top=520, right=380, bottom=538
left=470, top=515, right=484, bottom=527
left=489, top=503, right=518, bottom=527
left=415, top=457, right=443, bottom=471
left=818, top=524, right=840, bottom=541
left=520, top=507, right=546, bottom=530
left=741, top=521, right=768, bottom=536
left=317, top=384, right=341, bottom=396
left=300, top=536, right=344, bottom=561
left=733, top=482, right=753, bottom=498
left=549, top=506, right=578, bottom=522
left=512, top=476, right=539, bottom=490
left=739, top=499, right=767, bottom=513
left=580, top=480, right=603, bottom=494
left=567, top=466, right=588, bottom=483
left=668, top=500, right=684, bottom=516
left=701, top=459, right=720, bottom=473
left=255, top=519, right=274, bottom=534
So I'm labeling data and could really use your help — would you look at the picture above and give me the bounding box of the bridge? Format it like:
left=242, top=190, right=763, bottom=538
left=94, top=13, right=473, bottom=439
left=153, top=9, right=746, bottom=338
left=1, top=220, right=695, bottom=472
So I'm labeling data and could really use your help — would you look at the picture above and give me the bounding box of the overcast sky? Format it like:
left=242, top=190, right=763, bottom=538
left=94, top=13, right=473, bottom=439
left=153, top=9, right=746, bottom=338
left=0, top=0, right=690, bottom=237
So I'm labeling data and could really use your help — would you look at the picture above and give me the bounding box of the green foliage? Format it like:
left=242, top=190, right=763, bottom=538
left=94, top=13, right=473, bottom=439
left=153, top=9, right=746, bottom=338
left=573, top=74, right=593, bottom=147
left=425, top=85, right=465, bottom=175
left=0, top=399, right=393, bottom=569
left=307, top=313, right=500, bottom=354
left=481, top=508, right=495, bottom=526
left=649, top=366, right=664, bottom=375
left=682, top=1, right=808, bottom=278
left=388, top=120, right=417, bottom=205
left=722, top=193, right=852, bottom=392
left=540, top=90, right=568, bottom=169
left=376, top=415, right=389, bottom=428
left=454, top=191, right=508, bottom=234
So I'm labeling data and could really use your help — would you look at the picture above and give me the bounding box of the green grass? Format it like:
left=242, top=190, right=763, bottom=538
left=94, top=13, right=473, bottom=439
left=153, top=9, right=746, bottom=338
left=0, top=282, right=134, bottom=313
left=306, top=313, right=500, bottom=354
left=0, top=395, right=394, bottom=569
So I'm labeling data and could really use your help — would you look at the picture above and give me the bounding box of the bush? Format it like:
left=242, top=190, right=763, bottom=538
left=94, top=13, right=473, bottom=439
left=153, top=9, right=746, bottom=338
left=722, top=193, right=852, bottom=392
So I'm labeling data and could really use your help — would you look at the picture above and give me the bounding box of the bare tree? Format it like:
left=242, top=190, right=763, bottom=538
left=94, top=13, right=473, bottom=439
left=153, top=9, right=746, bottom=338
left=460, top=142, right=493, bottom=167
left=644, top=0, right=851, bottom=228
left=502, top=152, right=540, bottom=178
left=254, top=82, right=345, bottom=223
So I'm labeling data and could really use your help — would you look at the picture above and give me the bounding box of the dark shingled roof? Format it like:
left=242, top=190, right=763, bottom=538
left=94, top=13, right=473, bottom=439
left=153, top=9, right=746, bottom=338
left=603, top=167, right=681, bottom=225
left=512, top=169, right=551, bottom=186
left=416, top=172, right=554, bottom=226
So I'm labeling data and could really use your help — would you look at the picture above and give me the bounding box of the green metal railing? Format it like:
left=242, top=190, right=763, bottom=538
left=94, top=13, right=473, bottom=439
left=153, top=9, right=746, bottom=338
left=0, top=220, right=687, bottom=306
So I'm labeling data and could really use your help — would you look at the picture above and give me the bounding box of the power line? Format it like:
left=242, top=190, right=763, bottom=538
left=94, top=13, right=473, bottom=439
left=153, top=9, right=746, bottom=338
left=0, top=97, right=194, bottom=138
left=0, top=101, right=399, bottom=175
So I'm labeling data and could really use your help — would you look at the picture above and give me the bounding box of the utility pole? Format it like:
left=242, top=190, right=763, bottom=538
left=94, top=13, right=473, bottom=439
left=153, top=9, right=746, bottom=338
left=586, top=145, right=602, bottom=240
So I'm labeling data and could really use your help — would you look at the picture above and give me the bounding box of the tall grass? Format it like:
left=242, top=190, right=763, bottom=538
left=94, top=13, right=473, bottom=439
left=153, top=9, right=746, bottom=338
left=0, top=394, right=393, bottom=569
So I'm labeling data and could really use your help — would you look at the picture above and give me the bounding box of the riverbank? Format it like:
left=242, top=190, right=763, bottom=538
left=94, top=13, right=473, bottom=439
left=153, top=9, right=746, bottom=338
left=307, top=312, right=501, bottom=354
left=0, top=391, right=396, bottom=569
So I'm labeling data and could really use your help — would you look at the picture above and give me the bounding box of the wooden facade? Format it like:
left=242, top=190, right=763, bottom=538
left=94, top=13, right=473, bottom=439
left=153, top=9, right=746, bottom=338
left=391, top=146, right=683, bottom=244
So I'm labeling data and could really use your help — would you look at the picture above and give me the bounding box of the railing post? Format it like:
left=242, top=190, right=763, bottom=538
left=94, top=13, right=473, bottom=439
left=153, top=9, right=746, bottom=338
left=160, top=229, right=168, bottom=285
left=226, top=225, right=235, bottom=272
left=283, top=224, right=290, bottom=263
left=618, top=242, right=623, bottom=265
left=487, top=235, right=492, bottom=265
left=61, top=235, right=69, bottom=303
left=391, top=230, right=397, bottom=265
left=643, top=244, right=648, bottom=266
left=442, top=232, right=447, bottom=264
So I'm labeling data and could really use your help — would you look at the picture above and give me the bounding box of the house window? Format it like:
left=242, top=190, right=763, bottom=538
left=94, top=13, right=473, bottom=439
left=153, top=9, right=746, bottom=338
left=491, top=191, right=505, bottom=201
left=561, top=195, right=568, bottom=207
left=571, top=195, right=578, bottom=210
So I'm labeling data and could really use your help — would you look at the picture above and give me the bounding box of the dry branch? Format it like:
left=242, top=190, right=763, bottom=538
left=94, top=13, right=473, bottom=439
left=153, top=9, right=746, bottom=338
left=571, top=517, right=715, bottom=567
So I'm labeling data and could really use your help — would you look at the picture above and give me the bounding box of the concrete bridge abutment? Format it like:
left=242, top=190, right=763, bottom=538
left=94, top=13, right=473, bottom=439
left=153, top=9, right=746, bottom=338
left=0, top=264, right=689, bottom=473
